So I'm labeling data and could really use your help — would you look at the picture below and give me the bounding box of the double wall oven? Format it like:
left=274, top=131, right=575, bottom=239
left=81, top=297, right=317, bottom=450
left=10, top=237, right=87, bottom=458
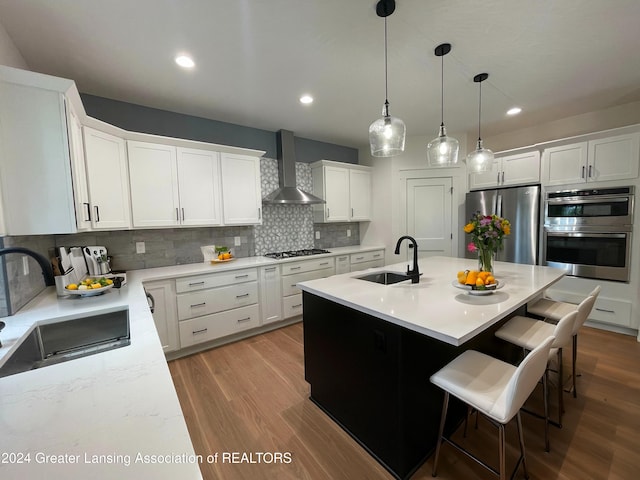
left=543, top=186, right=634, bottom=282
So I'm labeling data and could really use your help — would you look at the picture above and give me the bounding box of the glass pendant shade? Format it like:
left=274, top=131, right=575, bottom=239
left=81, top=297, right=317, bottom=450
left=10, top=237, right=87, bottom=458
left=427, top=124, right=459, bottom=166
left=466, top=139, right=494, bottom=173
left=427, top=43, right=458, bottom=167
left=369, top=102, right=406, bottom=157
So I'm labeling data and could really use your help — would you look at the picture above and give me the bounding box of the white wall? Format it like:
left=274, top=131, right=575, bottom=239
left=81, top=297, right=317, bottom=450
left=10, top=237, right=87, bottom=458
left=359, top=132, right=469, bottom=264
left=0, top=20, right=28, bottom=69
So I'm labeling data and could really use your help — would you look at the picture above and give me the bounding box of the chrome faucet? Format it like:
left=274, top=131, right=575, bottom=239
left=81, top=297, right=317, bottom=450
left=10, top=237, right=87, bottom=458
left=394, top=235, right=421, bottom=284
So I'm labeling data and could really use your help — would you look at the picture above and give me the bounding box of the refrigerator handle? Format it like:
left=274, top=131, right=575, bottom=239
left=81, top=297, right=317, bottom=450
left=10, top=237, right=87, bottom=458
left=496, top=194, right=503, bottom=217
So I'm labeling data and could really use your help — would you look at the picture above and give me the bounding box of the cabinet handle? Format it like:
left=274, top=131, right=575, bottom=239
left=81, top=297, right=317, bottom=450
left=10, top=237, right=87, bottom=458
left=234, top=274, right=249, bottom=279
left=355, top=256, right=364, bottom=261
left=501, top=171, right=505, bottom=183
left=176, top=208, right=180, bottom=221
left=339, top=256, right=347, bottom=261
left=265, top=267, right=277, bottom=272
left=235, top=293, right=250, bottom=298
left=351, top=207, right=354, bottom=217
left=190, top=302, right=206, bottom=308
left=327, top=208, right=330, bottom=218
left=595, top=307, right=615, bottom=314
left=181, top=208, right=185, bottom=221
left=588, top=165, right=593, bottom=177
left=289, top=266, right=301, bottom=270
left=192, top=328, right=208, bottom=335
left=292, top=303, right=302, bottom=308
left=83, top=202, right=91, bottom=222
left=319, top=262, right=329, bottom=266
left=581, top=165, right=586, bottom=178
left=237, top=317, right=251, bottom=323
left=497, top=172, right=500, bottom=184
left=258, top=207, right=262, bottom=219
left=188, top=281, right=205, bottom=286
left=94, top=205, right=100, bottom=222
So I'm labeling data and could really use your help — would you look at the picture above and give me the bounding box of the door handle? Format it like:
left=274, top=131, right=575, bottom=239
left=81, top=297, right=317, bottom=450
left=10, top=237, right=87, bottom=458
left=581, top=165, right=586, bottom=178
left=94, top=205, right=100, bottom=222
left=83, top=202, right=91, bottom=222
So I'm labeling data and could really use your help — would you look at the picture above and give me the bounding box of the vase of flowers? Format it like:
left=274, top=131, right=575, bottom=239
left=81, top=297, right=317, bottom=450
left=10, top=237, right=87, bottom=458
left=464, top=212, right=511, bottom=273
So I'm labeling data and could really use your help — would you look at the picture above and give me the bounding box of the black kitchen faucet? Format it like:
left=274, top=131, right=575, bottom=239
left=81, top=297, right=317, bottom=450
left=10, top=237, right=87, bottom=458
left=394, top=235, right=421, bottom=284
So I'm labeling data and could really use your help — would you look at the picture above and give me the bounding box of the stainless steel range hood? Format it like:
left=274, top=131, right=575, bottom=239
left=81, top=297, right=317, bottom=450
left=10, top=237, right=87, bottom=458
left=262, top=130, right=325, bottom=205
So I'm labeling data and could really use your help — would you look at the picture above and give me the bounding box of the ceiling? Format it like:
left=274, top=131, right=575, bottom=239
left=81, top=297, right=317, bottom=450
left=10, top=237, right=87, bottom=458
left=1, top=0, right=639, bottom=150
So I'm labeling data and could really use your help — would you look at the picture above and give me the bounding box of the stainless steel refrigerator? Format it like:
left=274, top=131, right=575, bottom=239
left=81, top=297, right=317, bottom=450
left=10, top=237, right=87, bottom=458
left=464, top=185, right=541, bottom=265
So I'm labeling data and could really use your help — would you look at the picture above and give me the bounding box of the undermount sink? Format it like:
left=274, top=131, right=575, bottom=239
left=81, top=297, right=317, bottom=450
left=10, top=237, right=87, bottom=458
left=0, top=308, right=130, bottom=378
left=356, top=271, right=413, bottom=285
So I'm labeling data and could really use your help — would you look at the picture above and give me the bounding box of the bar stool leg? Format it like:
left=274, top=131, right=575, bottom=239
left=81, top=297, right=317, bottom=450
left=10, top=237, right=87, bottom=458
left=572, top=334, right=578, bottom=398
left=543, top=370, right=550, bottom=452
left=432, top=392, right=449, bottom=477
left=557, top=348, right=564, bottom=424
left=498, top=423, right=506, bottom=480
left=516, top=411, right=530, bottom=480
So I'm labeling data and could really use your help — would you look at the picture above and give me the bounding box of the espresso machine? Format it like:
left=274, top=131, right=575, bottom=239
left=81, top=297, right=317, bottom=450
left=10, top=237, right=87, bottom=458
left=82, top=246, right=127, bottom=286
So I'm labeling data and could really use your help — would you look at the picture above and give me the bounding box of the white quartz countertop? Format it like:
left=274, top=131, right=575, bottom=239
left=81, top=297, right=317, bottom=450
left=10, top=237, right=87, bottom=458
left=297, top=256, right=567, bottom=346
left=0, top=244, right=383, bottom=479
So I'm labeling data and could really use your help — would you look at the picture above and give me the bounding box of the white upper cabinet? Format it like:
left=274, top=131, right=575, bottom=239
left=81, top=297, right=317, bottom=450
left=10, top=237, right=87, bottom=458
left=543, top=133, right=640, bottom=186
left=469, top=151, right=540, bottom=190
left=0, top=70, right=78, bottom=235
left=128, top=142, right=223, bottom=228
left=83, top=127, right=132, bottom=230
left=67, top=102, right=92, bottom=231
left=176, top=147, right=222, bottom=226
left=220, top=153, right=262, bottom=225
left=128, top=141, right=180, bottom=227
left=311, top=160, right=372, bottom=222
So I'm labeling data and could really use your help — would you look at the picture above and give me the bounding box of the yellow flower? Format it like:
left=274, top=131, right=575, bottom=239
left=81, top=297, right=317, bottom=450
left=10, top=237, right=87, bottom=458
left=504, top=225, right=511, bottom=235
left=464, top=223, right=475, bottom=233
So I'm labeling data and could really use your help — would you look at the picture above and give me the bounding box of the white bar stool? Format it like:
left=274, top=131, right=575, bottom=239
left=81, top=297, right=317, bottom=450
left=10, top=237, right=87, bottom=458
left=495, top=310, right=577, bottom=451
left=527, top=286, right=600, bottom=398
left=430, top=336, right=554, bottom=480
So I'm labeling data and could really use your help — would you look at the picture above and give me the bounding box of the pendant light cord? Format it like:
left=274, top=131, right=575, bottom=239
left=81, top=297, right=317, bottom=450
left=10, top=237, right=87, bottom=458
left=477, top=80, right=482, bottom=142
left=384, top=16, right=389, bottom=115
left=440, top=53, right=444, bottom=126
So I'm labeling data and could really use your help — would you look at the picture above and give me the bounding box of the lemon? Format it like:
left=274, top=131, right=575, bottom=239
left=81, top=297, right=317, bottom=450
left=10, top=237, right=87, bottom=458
left=66, top=283, right=78, bottom=290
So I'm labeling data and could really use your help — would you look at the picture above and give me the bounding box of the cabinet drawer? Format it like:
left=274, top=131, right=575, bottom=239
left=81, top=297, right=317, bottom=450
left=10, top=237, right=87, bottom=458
left=281, top=267, right=334, bottom=297
left=336, top=255, right=350, bottom=274
left=590, top=298, right=632, bottom=328
left=350, top=250, right=384, bottom=264
left=281, top=257, right=335, bottom=275
left=350, top=259, right=385, bottom=272
left=282, top=294, right=303, bottom=319
left=176, top=268, right=257, bottom=293
left=179, top=304, right=260, bottom=348
left=177, top=282, right=258, bottom=320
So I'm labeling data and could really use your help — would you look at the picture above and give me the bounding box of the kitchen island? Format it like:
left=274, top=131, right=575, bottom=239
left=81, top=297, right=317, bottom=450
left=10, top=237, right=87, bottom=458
left=298, top=256, right=566, bottom=480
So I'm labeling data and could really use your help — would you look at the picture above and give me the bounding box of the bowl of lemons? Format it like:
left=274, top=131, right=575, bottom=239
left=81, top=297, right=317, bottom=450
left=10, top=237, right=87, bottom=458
left=65, top=277, right=114, bottom=296
left=453, top=270, right=502, bottom=295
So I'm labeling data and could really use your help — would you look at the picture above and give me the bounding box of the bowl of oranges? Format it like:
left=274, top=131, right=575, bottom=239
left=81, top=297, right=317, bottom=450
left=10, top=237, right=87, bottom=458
left=211, top=246, right=234, bottom=263
left=453, top=270, right=502, bottom=295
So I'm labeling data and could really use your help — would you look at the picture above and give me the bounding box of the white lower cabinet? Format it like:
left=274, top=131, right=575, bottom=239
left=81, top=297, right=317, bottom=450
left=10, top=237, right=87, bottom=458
left=281, top=257, right=335, bottom=319
left=350, top=250, right=385, bottom=272
left=175, top=268, right=259, bottom=347
left=259, top=265, right=282, bottom=325
left=335, top=255, right=350, bottom=274
left=144, top=279, right=179, bottom=353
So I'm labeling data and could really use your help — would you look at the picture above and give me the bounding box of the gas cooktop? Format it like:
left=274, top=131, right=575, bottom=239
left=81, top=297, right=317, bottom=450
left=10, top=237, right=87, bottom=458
left=264, top=248, right=331, bottom=260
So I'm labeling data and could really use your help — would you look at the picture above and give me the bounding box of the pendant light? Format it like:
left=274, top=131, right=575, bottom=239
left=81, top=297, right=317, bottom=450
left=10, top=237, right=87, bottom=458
left=369, top=0, right=406, bottom=157
left=427, top=43, right=459, bottom=167
left=466, top=73, right=494, bottom=173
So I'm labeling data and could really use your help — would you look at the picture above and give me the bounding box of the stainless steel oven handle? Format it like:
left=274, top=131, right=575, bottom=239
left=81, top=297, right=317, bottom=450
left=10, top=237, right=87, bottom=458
left=546, top=196, right=631, bottom=204
left=545, top=230, right=628, bottom=239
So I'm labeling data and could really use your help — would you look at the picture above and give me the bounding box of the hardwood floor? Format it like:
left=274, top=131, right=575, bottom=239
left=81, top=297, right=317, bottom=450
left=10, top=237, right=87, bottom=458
left=168, top=323, right=640, bottom=480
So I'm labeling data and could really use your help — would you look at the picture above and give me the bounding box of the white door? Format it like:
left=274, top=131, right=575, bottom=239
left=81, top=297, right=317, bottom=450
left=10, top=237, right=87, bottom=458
left=406, top=177, right=453, bottom=258
left=324, top=166, right=350, bottom=221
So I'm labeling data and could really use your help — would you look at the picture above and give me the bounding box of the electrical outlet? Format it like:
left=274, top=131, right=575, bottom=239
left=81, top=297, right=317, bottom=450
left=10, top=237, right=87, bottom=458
left=347, top=229, right=351, bottom=237
left=136, top=242, right=146, bottom=254
left=22, top=256, right=29, bottom=275
left=234, top=236, right=241, bottom=246
left=315, top=231, right=320, bottom=240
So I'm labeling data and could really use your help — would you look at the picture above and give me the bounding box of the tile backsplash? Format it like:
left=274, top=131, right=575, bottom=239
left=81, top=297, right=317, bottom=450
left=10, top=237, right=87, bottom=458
left=0, top=158, right=361, bottom=317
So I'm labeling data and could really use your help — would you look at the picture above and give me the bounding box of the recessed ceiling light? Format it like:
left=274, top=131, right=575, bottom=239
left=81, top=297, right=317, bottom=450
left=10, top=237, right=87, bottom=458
left=507, top=106, right=522, bottom=116
left=299, top=95, right=314, bottom=104
left=175, top=55, right=195, bottom=68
